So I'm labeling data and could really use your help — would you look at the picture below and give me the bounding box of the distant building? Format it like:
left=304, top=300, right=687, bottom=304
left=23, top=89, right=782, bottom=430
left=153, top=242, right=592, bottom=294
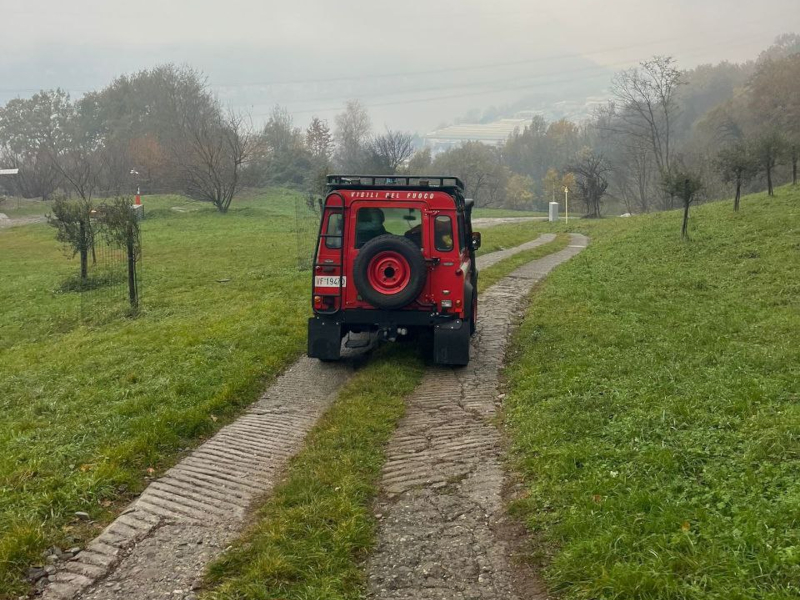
left=424, top=118, right=529, bottom=154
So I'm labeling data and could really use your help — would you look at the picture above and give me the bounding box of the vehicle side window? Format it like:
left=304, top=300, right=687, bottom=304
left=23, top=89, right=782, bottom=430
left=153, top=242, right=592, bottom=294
left=434, top=215, right=453, bottom=251
left=325, top=212, right=343, bottom=249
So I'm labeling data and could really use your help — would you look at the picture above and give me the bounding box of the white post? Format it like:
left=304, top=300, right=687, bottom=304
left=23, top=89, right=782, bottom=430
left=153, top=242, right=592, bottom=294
left=564, top=186, right=569, bottom=224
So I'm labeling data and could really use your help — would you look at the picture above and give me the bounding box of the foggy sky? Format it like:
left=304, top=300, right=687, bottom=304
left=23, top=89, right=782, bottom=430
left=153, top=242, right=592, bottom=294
left=1, top=0, right=798, bottom=132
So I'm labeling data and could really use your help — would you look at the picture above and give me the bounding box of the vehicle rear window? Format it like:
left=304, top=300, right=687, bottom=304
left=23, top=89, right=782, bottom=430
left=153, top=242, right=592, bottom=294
left=434, top=215, right=454, bottom=251
left=355, top=207, right=423, bottom=249
left=325, top=212, right=343, bottom=249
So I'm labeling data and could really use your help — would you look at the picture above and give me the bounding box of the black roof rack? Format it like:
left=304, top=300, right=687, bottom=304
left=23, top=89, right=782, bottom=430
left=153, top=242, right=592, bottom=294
left=326, top=174, right=465, bottom=193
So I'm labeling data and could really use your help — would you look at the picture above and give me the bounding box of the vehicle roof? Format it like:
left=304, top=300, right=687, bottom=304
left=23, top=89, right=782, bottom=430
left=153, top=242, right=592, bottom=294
left=326, top=174, right=464, bottom=194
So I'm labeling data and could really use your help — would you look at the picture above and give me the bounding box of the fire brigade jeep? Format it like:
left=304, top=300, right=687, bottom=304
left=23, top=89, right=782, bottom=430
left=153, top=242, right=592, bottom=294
left=308, top=175, right=481, bottom=366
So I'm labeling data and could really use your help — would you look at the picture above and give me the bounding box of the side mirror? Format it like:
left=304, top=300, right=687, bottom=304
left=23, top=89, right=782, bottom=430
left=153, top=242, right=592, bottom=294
left=471, top=232, right=482, bottom=251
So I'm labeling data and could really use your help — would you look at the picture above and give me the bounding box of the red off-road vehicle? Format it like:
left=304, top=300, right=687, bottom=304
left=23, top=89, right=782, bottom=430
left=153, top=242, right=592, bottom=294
left=308, top=175, right=481, bottom=366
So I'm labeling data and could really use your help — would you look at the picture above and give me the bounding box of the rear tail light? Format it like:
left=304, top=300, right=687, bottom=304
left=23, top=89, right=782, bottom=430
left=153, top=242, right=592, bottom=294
left=314, top=295, right=335, bottom=310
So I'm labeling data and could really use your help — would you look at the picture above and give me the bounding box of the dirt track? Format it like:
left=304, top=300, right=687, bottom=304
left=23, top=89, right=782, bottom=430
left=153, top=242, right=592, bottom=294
left=366, top=234, right=588, bottom=599
left=38, top=234, right=585, bottom=600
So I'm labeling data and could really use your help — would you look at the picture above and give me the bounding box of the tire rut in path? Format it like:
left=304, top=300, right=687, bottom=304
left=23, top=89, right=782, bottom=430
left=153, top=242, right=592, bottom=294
left=38, top=234, right=556, bottom=600
left=366, top=233, right=588, bottom=600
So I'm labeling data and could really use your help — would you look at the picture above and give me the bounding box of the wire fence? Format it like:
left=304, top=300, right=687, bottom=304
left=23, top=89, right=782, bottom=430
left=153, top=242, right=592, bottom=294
left=77, top=221, right=142, bottom=321
left=294, top=194, right=322, bottom=271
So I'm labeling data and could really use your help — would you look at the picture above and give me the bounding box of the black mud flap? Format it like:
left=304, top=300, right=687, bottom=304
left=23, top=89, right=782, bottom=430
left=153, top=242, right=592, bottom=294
left=308, top=318, right=342, bottom=361
left=433, top=318, right=470, bottom=366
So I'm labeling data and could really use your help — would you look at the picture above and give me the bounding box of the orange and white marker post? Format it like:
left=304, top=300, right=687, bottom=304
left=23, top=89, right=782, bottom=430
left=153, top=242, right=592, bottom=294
left=564, top=186, right=569, bottom=224
left=135, top=186, right=141, bottom=206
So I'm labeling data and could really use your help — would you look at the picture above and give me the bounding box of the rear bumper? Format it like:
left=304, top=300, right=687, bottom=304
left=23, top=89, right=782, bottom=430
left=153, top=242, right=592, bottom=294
left=312, top=308, right=458, bottom=329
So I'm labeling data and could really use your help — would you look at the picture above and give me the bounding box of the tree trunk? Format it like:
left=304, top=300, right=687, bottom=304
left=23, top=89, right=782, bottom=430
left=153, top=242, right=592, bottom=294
left=793, top=153, right=798, bottom=186
left=767, top=165, right=774, bottom=196
left=681, top=201, right=690, bottom=239
left=127, top=226, right=138, bottom=311
left=681, top=179, right=690, bottom=240
left=734, top=174, right=741, bottom=212
left=79, top=220, right=88, bottom=281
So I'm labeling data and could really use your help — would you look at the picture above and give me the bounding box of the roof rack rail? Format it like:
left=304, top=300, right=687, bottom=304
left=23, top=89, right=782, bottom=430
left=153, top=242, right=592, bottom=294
left=326, top=174, right=465, bottom=192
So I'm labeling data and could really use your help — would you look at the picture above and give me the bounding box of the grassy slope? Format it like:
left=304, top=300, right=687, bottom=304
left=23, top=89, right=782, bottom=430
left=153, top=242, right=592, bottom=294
left=0, top=190, right=546, bottom=596
left=505, top=188, right=800, bottom=599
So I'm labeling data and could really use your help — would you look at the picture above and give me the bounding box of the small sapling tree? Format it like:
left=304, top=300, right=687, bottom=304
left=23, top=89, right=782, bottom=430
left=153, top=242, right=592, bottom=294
left=716, top=141, right=757, bottom=211
left=47, top=196, right=94, bottom=281
left=97, top=197, right=142, bottom=311
left=661, top=164, right=703, bottom=239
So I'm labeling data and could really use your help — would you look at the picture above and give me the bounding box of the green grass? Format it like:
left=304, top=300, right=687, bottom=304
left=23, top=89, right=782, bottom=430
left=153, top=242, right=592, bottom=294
left=505, top=186, right=800, bottom=599
left=476, top=220, right=556, bottom=255
left=472, top=207, right=546, bottom=218
left=0, top=189, right=546, bottom=597
left=478, top=233, right=570, bottom=292
left=203, top=346, right=425, bottom=599
left=0, top=189, right=314, bottom=597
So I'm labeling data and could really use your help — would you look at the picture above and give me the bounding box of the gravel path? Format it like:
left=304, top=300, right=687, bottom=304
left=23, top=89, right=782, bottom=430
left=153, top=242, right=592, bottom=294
left=366, top=234, right=588, bottom=600
left=37, top=235, right=557, bottom=600
left=0, top=213, right=46, bottom=229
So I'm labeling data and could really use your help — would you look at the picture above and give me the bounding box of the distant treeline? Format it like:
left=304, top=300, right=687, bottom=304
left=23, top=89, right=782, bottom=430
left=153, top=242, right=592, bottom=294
left=0, top=34, right=798, bottom=214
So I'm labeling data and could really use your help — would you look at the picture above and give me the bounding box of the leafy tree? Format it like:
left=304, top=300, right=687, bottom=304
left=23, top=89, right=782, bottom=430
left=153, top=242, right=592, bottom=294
left=543, top=168, right=560, bottom=204
left=306, top=117, right=333, bottom=161
left=405, top=147, right=432, bottom=174
left=431, top=141, right=507, bottom=206
left=505, top=173, right=535, bottom=209
left=715, top=141, right=757, bottom=210
left=661, top=162, right=704, bottom=239
left=570, top=148, right=609, bottom=219
left=0, top=89, right=72, bottom=199
left=47, top=196, right=94, bottom=280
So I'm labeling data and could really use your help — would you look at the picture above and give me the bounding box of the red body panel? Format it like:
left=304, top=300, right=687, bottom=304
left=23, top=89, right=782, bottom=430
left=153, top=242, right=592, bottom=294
left=313, top=189, right=472, bottom=319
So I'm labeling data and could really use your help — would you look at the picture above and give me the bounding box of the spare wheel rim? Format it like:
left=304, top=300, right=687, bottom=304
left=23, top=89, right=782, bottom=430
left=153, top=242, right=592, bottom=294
left=367, top=251, right=412, bottom=295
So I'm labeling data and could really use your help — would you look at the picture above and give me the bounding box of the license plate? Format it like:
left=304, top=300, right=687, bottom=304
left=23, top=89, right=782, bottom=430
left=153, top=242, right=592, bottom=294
left=315, top=275, right=345, bottom=288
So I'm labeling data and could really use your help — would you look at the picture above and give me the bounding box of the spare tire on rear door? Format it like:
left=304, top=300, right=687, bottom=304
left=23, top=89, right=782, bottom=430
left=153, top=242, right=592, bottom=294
left=353, top=234, right=427, bottom=310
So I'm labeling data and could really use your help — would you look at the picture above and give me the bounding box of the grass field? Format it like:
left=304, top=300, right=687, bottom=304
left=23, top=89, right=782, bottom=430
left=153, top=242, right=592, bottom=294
left=0, top=190, right=547, bottom=596
left=471, top=207, right=546, bottom=218
left=505, top=187, right=800, bottom=599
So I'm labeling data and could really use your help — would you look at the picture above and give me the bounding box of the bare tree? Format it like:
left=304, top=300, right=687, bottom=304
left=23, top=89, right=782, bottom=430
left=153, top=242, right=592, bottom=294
left=610, top=56, right=683, bottom=178
left=173, top=109, right=255, bottom=213
left=366, top=129, right=415, bottom=174
left=570, top=148, right=609, bottom=218
left=333, top=100, right=371, bottom=171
